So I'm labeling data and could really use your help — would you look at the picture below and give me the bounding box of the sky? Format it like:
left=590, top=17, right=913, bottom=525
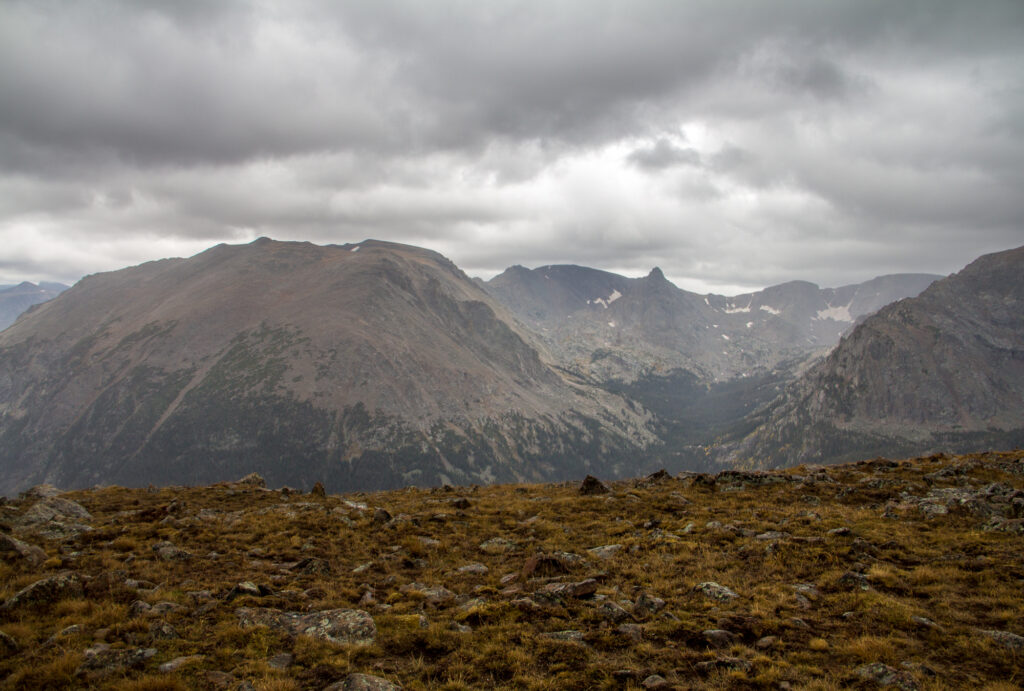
left=1, top=1, right=1023, bottom=295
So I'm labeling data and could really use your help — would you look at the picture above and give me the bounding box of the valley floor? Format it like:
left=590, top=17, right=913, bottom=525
left=1, top=451, right=1023, bottom=689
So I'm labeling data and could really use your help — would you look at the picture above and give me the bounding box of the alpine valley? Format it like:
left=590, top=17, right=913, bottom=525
left=1, top=238, right=1022, bottom=496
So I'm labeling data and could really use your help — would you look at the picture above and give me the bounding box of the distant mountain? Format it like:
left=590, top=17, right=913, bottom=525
left=0, top=281, right=68, bottom=331
left=722, top=246, right=1024, bottom=468
left=484, top=265, right=938, bottom=384
left=0, top=239, right=654, bottom=496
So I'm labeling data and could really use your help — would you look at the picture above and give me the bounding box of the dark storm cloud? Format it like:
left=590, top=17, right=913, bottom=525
left=0, top=0, right=1022, bottom=290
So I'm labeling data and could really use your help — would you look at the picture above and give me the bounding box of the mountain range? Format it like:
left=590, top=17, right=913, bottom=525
left=0, top=281, right=68, bottom=331
left=0, top=238, right=1020, bottom=496
left=721, top=245, right=1024, bottom=468
left=0, top=240, right=652, bottom=496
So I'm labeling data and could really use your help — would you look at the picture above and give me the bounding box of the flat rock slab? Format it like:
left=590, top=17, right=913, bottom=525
left=236, top=607, right=376, bottom=645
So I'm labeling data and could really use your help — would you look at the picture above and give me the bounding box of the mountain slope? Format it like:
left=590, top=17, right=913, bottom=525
left=0, top=239, right=653, bottom=495
left=484, top=265, right=938, bottom=384
left=724, top=245, right=1024, bottom=468
left=0, top=281, right=68, bottom=331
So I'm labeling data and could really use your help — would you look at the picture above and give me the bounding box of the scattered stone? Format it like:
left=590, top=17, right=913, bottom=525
left=204, top=671, right=238, bottom=689
left=827, top=526, right=852, bottom=536
left=158, top=655, right=204, bottom=673
left=910, top=615, right=938, bottom=629
left=148, top=621, right=179, bottom=639
left=450, top=497, right=471, bottom=510
left=0, top=533, right=47, bottom=566
left=2, top=571, right=84, bottom=610
left=310, top=481, right=326, bottom=497
left=522, top=551, right=586, bottom=577
left=617, top=623, right=643, bottom=642
left=78, top=645, right=157, bottom=675
left=597, top=600, right=630, bottom=623
left=456, top=562, right=489, bottom=576
left=693, top=581, right=739, bottom=602
left=755, top=635, right=779, bottom=650
left=838, top=571, right=870, bottom=591
left=703, top=629, right=738, bottom=648
left=236, top=607, right=376, bottom=645
left=633, top=592, right=666, bottom=618
left=400, top=583, right=455, bottom=607
left=578, top=475, right=610, bottom=495
left=755, top=531, right=790, bottom=540
left=695, top=657, right=752, bottom=674
left=129, top=600, right=153, bottom=617
left=373, top=508, right=392, bottom=524
left=294, top=557, right=332, bottom=575
left=979, top=629, right=1024, bottom=650
left=854, top=662, right=918, bottom=690
left=512, top=597, right=542, bottom=614
left=151, top=541, right=192, bottom=561
left=539, top=630, right=585, bottom=642
left=267, top=652, right=293, bottom=669
left=587, top=544, right=622, bottom=560
left=479, top=537, right=517, bottom=554
left=325, top=673, right=403, bottom=690
left=641, top=674, right=671, bottom=690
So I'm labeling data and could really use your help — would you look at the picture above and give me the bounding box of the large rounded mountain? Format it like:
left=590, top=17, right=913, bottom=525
left=0, top=239, right=653, bottom=495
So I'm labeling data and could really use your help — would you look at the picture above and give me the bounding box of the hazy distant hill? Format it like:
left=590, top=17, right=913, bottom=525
left=484, top=265, right=938, bottom=384
left=0, top=281, right=68, bottom=331
left=0, top=239, right=653, bottom=495
left=723, top=245, right=1024, bottom=468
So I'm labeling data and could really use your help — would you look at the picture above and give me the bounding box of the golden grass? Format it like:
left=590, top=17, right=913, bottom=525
left=0, top=450, right=1021, bottom=689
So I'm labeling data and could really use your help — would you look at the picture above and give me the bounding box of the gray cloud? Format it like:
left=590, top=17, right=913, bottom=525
left=0, top=0, right=1022, bottom=291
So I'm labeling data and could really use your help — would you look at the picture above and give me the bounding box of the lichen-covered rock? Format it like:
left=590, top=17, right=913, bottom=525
left=2, top=571, right=84, bottom=610
left=236, top=607, right=376, bottom=645
left=979, top=629, right=1024, bottom=650
left=479, top=537, right=516, bottom=554
left=693, top=581, right=739, bottom=602
left=20, top=496, right=92, bottom=524
left=854, top=662, right=918, bottom=690
left=77, top=644, right=157, bottom=675
left=325, top=673, right=403, bottom=690
left=587, top=544, right=622, bottom=560
left=0, top=533, right=47, bottom=566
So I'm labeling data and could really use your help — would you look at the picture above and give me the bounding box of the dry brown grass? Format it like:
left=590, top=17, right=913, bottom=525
left=0, top=450, right=1022, bottom=688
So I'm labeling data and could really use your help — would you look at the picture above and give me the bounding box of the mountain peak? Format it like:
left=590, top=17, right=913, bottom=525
left=647, top=267, right=666, bottom=281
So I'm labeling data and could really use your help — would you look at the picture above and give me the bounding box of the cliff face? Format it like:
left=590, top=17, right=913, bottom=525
left=724, top=246, right=1024, bottom=468
left=0, top=239, right=653, bottom=495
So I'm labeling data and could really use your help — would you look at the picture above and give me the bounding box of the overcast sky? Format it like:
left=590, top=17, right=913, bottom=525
left=1, top=1, right=1022, bottom=294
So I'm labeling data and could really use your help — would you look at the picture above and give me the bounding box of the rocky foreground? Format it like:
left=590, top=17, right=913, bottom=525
left=1, top=451, right=1023, bottom=690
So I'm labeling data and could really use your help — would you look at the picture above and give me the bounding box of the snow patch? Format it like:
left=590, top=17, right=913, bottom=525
left=594, top=289, right=623, bottom=309
left=759, top=305, right=781, bottom=315
left=721, top=334, right=730, bottom=341
left=704, top=297, right=710, bottom=306
left=815, top=304, right=853, bottom=322
left=723, top=300, right=752, bottom=314
left=607, top=321, right=616, bottom=327
left=746, top=321, right=754, bottom=328
left=350, top=245, right=360, bottom=252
